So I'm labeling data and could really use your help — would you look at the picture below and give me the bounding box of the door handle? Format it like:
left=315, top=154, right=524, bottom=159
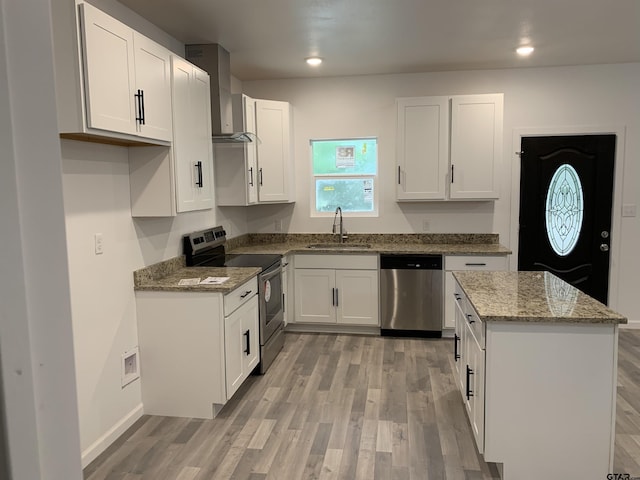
left=466, top=365, right=474, bottom=400
left=454, top=334, right=460, bottom=361
left=331, top=288, right=335, bottom=306
left=397, top=166, right=401, bottom=185
left=335, top=288, right=339, bottom=307
left=259, top=168, right=263, bottom=186
left=600, top=244, right=609, bottom=252
left=240, top=290, right=253, bottom=298
left=249, top=167, right=254, bottom=186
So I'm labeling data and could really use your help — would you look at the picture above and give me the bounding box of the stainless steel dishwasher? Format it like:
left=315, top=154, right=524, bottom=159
left=380, top=254, right=443, bottom=337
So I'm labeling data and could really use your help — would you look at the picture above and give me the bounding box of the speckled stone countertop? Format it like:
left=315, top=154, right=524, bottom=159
left=134, top=256, right=260, bottom=293
left=453, top=271, right=627, bottom=324
left=226, top=233, right=512, bottom=256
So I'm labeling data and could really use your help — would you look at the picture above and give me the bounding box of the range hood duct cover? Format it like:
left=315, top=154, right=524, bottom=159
left=185, top=43, right=252, bottom=143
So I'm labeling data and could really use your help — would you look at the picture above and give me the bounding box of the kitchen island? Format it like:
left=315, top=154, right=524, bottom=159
left=453, top=270, right=626, bottom=480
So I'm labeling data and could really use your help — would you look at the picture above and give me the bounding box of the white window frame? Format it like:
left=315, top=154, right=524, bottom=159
left=310, top=137, right=379, bottom=217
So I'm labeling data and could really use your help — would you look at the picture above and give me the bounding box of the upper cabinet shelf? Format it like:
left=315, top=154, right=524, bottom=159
left=396, top=93, right=503, bottom=202
left=55, top=1, right=172, bottom=145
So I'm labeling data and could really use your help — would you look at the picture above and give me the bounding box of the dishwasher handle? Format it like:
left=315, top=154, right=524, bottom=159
left=380, top=254, right=442, bottom=270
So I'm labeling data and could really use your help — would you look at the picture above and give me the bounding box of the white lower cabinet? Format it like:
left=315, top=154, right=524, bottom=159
left=224, top=293, right=259, bottom=399
left=135, top=277, right=259, bottom=419
left=444, top=255, right=507, bottom=329
left=293, top=255, right=379, bottom=326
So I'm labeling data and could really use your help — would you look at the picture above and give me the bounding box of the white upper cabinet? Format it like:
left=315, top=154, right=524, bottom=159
left=396, top=96, right=449, bottom=200
left=214, top=94, right=259, bottom=206
left=214, top=96, right=295, bottom=206
left=71, top=2, right=172, bottom=143
left=450, top=94, right=503, bottom=200
left=129, top=57, right=213, bottom=216
left=395, top=93, right=503, bottom=201
left=172, top=57, right=214, bottom=213
left=255, top=99, right=295, bottom=203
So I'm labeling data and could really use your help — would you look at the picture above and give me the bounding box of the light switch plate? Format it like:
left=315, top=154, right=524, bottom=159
left=94, top=233, right=104, bottom=254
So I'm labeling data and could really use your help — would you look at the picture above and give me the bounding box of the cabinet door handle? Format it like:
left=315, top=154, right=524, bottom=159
left=454, top=334, right=460, bottom=361
left=451, top=164, right=454, bottom=183
left=259, top=168, right=263, bottom=186
left=195, top=161, right=203, bottom=187
left=282, top=293, right=285, bottom=313
left=240, top=290, right=252, bottom=298
left=331, top=288, right=335, bottom=306
left=454, top=293, right=461, bottom=301
left=244, top=330, right=250, bottom=355
left=398, top=166, right=401, bottom=185
left=335, top=288, right=339, bottom=307
left=134, top=89, right=144, bottom=125
left=466, top=365, right=474, bottom=400
left=249, top=167, right=254, bottom=186
left=465, top=263, right=487, bottom=267
left=466, top=313, right=475, bottom=324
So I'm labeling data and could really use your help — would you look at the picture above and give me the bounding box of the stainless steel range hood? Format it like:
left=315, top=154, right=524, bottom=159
left=185, top=44, right=253, bottom=143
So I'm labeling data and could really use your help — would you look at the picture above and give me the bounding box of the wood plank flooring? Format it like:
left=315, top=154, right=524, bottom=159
left=84, top=330, right=640, bottom=480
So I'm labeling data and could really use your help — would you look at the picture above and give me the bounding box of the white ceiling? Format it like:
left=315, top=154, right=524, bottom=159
left=118, top=0, right=640, bottom=80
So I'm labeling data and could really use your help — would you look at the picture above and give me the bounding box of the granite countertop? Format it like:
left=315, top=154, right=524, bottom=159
left=134, top=255, right=260, bottom=293
left=227, top=234, right=511, bottom=256
left=454, top=270, right=627, bottom=325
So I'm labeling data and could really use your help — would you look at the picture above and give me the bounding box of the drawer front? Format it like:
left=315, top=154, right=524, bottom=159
left=224, top=277, right=258, bottom=316
left=294, top=254, right=378, bottom=270
left=454, top=280, right=485, bottom=348
left=445, top=255, right=507, bottom=271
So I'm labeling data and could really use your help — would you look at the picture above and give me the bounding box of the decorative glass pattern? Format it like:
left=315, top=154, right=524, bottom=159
left=545, top=164, right=584, bottom=256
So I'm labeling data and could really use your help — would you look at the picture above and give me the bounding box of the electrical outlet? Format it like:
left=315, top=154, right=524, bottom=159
left=422, top=219, right=430, bottom=232
left=622, top=204, right=637, bottom=217
left=94, top=233, right=104, bottom=255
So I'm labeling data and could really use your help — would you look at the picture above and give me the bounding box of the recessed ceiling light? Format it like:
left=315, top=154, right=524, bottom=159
left=516, top=46, right=535, bottom=56
left=305, top=57, right=323, bottom=66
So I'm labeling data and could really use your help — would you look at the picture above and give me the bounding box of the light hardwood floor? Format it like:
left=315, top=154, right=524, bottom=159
left=84, top=330, right=640, bottom=480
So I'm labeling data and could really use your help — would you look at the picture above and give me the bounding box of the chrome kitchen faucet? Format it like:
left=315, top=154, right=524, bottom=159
left=332, top=206, right=348, bottom=243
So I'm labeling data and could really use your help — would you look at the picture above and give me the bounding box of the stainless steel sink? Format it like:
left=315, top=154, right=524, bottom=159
left=306, top=243, right=372, bottom=249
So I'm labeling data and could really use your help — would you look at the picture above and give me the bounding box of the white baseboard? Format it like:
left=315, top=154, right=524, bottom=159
left=81, top=403, right=144, bottom=468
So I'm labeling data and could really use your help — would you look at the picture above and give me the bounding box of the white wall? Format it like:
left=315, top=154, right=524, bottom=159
left=242, top=63, right=640, bottom=323
left=0, top=0, right=83, bottom=478
left=56, top=0, right=250, bottom=467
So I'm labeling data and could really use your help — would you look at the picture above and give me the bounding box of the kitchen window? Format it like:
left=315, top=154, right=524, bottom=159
left=310, top=137, right=378, bottom=216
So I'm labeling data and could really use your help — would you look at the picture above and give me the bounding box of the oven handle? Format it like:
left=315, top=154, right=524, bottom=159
left=260, top=262, right=282, bottom=281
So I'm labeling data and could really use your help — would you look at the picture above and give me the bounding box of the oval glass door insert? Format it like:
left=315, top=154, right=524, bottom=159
left=545, top=164, right=584, bottom=256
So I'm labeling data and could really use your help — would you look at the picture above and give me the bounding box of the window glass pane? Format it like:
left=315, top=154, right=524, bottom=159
left=311, top=138, right=377, bottom=175
left=315, top=178, right=374, bottom=212
left=545, top=164, right=584, bottom=256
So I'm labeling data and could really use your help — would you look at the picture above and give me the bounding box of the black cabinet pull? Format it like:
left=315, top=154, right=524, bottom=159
left=282, top=293, right=285, bottom=312
left=465, top=263, right=487, bottom=267
left=195, top=161, right=203, bottom=187
left=331, top=288, right=335, bottom=306
left=259, top=167, right=263, bottom=186
left=466, top=365, right=474, bottom=400
left=466, top=314, right=475, bottom=324
left=335, top=288, right=339, bottom=307
left=454, top=293, right=461, bottom=301
left=244, top=330, right=250, bottom=355
left=398, top=166, right=401, bottom=185
left=451, top=164, right=454, bottom=183
left=140, top=89, right=145, bottom=125
left=454, top=334, right=460, bottom=361
left=240, top=290, right=252, bottom=298
left=134, top=89, right=143, bottom=125
left=249, top=167, right=254, bottom=186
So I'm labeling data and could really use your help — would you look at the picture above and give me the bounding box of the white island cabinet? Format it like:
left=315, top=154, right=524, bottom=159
left=136, top=277, right=259, bottom=419
left=452, top=271, right=626, bottom=480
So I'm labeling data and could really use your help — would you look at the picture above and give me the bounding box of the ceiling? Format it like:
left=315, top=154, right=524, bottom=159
left=118, top=0, right=640, bottom=81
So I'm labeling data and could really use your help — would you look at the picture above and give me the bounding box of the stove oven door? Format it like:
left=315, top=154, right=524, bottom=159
left=258, top=263, right=284, bottom=344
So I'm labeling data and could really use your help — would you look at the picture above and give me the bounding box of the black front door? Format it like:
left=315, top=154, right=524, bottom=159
left=518, top=135, right=615, bottom=304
